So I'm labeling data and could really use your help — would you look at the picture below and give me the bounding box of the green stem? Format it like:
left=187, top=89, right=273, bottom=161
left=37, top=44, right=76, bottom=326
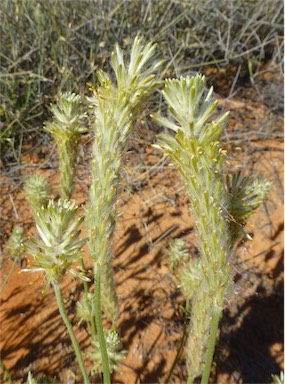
left=0, top=358, right=13, bottom=384
left=94, top=269, right=111, bottom=384
left=53, top=282, right=90, bottom=384
left=0, top=258, right=17, bottom=294
left=200, top=308, right=221, bottom=384
left=187, top=375, right=193, bottom=384
left=166, top=300, right=190, bottom=384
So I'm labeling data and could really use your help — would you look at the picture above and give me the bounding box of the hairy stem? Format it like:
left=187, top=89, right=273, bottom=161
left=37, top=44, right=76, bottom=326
left=94, top=269, right=111, bottom=384
left=201, top=308, right=221, bottom=384
left=0, top=258, right=17, bottom=294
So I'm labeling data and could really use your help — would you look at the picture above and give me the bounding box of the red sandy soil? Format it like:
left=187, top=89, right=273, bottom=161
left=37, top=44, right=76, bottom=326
left=0, top=66, right=283, bottom=384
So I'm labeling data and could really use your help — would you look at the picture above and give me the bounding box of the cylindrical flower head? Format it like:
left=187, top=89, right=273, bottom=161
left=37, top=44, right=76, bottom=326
left=153, top=74, right=231, bottom=379
left=23, top=174, right=52, bottom=213
left=45, top=92, right=86, bottom=200
left=86, top=38, right=163, bottom=324
left=47, top=92, right=84, bottom=134
left=153, top=74, right=270, bottom=381
left=7, top=226, right=26, bottom=259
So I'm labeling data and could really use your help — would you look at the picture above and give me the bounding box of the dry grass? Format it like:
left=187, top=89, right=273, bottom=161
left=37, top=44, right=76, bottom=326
left=0, top=0, right=283, bottom=163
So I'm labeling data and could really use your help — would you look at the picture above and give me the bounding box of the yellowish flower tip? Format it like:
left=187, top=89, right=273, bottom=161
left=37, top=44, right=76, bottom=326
left=219, top=148, right=227, bottom=155
left=29, top=281, right=34, bottom=285
left=86, top=82, right=96, bottom=91
left=235, top=147, right=242, bottom=151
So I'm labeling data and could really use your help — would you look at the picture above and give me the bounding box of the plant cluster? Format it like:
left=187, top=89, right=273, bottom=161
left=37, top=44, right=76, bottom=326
left=153, top=74, right=270, bottom=382
left=3, top=37, right=271, bottom=384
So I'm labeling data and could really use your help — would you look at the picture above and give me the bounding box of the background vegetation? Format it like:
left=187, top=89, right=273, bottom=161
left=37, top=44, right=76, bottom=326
left=0, top=0, right=283, bottom=164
